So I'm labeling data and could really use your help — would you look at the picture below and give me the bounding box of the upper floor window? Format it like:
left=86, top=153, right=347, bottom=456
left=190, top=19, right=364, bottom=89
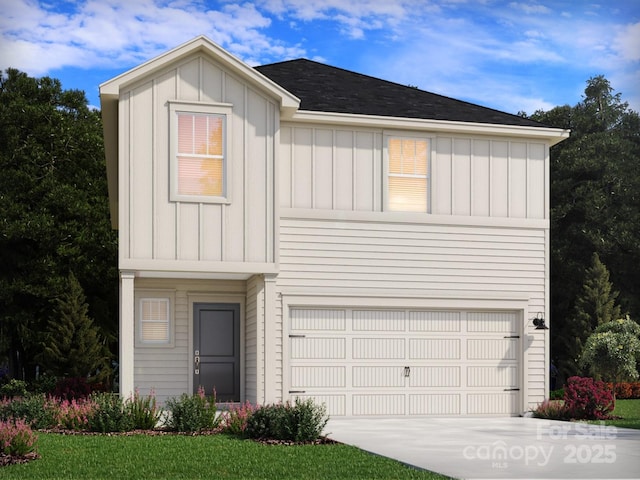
left=387, top=137, right=430, bottom=212
left=169, top=102, right=232, bottom=203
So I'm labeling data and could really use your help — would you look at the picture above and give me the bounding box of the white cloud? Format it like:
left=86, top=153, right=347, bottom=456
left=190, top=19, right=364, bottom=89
left=614, top=22, right=640, bottom=62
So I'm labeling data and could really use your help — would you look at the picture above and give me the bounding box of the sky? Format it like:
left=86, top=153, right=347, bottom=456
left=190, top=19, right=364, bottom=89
left=0, top=0, right=639, bottom=115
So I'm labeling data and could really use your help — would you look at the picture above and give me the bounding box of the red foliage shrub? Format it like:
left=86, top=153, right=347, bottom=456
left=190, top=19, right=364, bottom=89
left=52, top=377, right=93, bottom=401
left=631, top=382, right=640, bottom=399
left=564, top=376, right=614, bottom=420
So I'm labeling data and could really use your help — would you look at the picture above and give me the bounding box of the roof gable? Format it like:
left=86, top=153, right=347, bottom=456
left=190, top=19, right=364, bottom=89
left=256, top=59, right=545, bottom=128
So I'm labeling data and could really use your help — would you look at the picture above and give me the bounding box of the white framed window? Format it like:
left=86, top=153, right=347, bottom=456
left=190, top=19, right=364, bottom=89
left=136, top=291, right=175, bottom=347
left=169, top=101, right=233, bottom=203
left=386, top=136, right=430, bottom=212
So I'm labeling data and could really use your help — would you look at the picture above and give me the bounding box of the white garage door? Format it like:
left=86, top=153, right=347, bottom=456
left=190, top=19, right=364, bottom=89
left=287, top=308, right=520, bottom=416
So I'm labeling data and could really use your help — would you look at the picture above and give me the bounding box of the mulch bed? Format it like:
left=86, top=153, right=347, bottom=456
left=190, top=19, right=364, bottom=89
left=0, top=452, right=40, bottom=467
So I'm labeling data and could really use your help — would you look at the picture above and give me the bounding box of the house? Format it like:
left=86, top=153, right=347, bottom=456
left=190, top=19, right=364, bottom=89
left=100, top=35, right=568, bottom=416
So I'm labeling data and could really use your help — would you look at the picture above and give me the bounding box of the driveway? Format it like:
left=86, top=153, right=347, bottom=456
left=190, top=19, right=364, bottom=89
left=326, top=417, right=640, bottom=479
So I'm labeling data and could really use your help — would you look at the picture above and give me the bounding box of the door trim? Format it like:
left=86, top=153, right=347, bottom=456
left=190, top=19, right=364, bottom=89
left=188, top=294, right=245, bottom=401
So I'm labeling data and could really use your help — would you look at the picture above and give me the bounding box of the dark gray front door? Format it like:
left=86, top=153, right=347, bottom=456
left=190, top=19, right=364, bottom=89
left=193, top=303, right=240, bottom=402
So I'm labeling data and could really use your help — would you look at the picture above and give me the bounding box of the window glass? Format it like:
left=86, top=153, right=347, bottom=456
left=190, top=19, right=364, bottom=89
left=140, top=298, right=170, bottom=343
left=388, top=138, right=429, bottom=212
left=176, top=113, right=225, bottom=198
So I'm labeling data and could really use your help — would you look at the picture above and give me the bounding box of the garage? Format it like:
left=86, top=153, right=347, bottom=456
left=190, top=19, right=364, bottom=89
left=287, top=308, right=521, bottom=416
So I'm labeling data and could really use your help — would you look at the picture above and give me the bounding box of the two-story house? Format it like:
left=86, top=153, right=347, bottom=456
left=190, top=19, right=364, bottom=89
left=100, top=35, right=568, bottom=416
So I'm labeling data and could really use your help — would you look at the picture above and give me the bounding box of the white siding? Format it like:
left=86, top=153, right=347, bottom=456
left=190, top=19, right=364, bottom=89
left=119, top=54, right=278, bottom=269
left=279, top=213, right=547, bottom=406
left=280, top=124, right=548, bottom=221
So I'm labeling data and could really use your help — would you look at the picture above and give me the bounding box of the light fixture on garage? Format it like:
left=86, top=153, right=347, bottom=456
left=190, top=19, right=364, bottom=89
left=532, top=312, right=548, bottom=330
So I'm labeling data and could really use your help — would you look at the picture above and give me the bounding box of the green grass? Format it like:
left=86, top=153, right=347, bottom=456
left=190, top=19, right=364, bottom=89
left=0, top=433, right=450, bottom=480
left=605, top=399, right=640, bottom=429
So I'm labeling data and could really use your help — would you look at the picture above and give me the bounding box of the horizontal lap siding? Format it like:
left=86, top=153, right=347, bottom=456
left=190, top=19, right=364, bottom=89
left=279, top=216, right=547, bottom=406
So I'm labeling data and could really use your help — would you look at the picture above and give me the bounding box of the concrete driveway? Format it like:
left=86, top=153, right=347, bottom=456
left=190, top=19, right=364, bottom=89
left=326, top=417, right=640, bottom=479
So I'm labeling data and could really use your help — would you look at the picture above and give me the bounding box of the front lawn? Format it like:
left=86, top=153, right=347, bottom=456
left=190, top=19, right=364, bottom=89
left=601, top=399, right=640, bottom=430
left=0, top=433, right=450, bottom=480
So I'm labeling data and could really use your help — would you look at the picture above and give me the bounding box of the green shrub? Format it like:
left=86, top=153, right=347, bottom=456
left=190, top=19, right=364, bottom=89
left=0, top=393, right=58, bottom=429
left=164, top=387, right=219, bottom=432
left=532, top=399, right=569, bottom=420
left=0, top=379, right=28, bottom=398
left=246, top=398, right=328, bottom=442
left=219, top=401, right=256, bottom=436
left=87, top=393, right=133, bottom=433
left=0, top=418, right=38, bottom=456
left=549, top=388, right=564, bottom=400
left=125, top=389, right=161, bottom=430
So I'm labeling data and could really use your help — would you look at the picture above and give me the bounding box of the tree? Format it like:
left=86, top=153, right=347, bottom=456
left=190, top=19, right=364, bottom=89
left=529, top=76, right=640, bottom=381
left=0, top=69, right=118, bottom=379
left=38, top=273, right=111, bottom=381
left=561, top=253, right=622, bottom=377
left=580, top=316, right=640, bottom=388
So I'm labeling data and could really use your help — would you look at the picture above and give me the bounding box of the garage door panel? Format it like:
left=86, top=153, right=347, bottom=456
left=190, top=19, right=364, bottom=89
left=467, top=365, right=518, bottom=387
left=409, top=311, right=461, bottom=332
left=353, top=310, right=405, bottom=331
left=290, top=308, right=346, bottom=331
left=290, top=337, right=346, bottom=359
left=467, top=338, right=517, bottom=360
left=298, top=395, right=346, bottom=416
left=291, top=366, right=345, bottom=388
left=353, top=338, right=404, bottom=359
left=410, top=338, right=460, bottom=359
left=410, top=366, right=460, bottom=387
left=467, top=392, right=519, bottom=415
left=410, top=394, right=461, bottom=415
left=466, top=311, right=517, bottom=333
left=353, top=394, right=405, bottom=415
left=353, top=366, right=405, bottom=387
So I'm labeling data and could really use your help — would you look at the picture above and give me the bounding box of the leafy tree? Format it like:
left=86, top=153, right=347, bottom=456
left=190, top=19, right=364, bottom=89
left=530, top=76, right=640, bottom=381
left=580, top=316, right=640, bottom=388
left=0, top=69, right=118, bottom=380
left=38, top=273, right=111, bottom=381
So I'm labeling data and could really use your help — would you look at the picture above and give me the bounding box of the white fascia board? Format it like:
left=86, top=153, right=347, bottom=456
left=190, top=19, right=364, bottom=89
left=287, top=110, right=570, bottom=146
left=99, top=35, right=299, bottom=111
left=119, top=259, right=279, bottom=278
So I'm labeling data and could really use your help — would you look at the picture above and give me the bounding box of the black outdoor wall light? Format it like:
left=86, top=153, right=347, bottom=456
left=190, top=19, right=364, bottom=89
left=532, top=312, right=548, bottom=330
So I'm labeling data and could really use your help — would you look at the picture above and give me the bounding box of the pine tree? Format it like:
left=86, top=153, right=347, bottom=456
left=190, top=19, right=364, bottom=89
left=562, top=253, right=622, bottom=377
left=39, top=273, right=110, bottom=381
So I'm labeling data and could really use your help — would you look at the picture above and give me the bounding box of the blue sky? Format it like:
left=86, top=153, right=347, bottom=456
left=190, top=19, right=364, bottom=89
left=1, top=0, right=639, bottom=114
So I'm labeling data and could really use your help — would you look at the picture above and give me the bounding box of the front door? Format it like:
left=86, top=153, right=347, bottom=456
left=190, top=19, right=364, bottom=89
left=193, top=303, right=240, bottom=402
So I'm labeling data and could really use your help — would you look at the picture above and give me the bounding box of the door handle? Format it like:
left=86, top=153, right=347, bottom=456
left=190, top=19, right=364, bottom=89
left=404, top=366, right=410, bottom=377
left=194, top=355, right=200, bottom=375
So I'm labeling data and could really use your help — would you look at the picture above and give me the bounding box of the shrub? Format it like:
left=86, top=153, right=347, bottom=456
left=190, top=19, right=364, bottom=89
left=125, top=389, right=161, bottom=430
left=86, top=393, right=133, bottom=433
left=0, top=394, right=58, bottom=430
left=632, top=382, right=640, bottom=399
left=55, top=397, right=96, bottom=431
left=0, top=419, right=38, bottom=456
left=549, top=388, right=564, bottom=400
left=532, top=399, right=569, bottom=420
left=246, top=398, right=328, bottom=442
left=164, top=387, right=219, bottom=432
left=29, top=374, right=58, bottom=395
left=53, top=377, right=94, bottom=401
left=564, top=376, right=614, bottom=420
left=0, top=379, right=28, bottom=398
left=220, top=401, right=257, bottom=436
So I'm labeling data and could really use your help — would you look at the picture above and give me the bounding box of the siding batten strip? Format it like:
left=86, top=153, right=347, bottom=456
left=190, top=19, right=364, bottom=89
left=243, top=84, right=248, bottom=262
left=352, top=131, right=356, bottom=210
left=152, top=79, right=157, bottom=259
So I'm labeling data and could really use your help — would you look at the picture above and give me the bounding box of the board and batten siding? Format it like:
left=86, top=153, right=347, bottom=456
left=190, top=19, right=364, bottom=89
left=278, top=214, right=548, bottom=408
left=133, top=278, right=246, bottom=405
left=279, top=124, right=547, bottom=220
left=119, top=54, right=278, bottom=268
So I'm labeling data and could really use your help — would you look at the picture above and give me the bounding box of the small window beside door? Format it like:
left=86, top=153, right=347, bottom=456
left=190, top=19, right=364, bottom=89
left=138, top=297, right=172, bottom=346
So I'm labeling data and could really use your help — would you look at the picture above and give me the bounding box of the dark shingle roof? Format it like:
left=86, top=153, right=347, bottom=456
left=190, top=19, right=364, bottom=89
left=255, top=59, right=545, bottom=128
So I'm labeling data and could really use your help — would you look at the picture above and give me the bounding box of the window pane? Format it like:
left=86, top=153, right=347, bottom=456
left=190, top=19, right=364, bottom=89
left=207, top=117, right=223, bottom=156
left=415, top=140, right=428, bottom=175
left=389, top=138, right=403, bottom=174
left=178, top=157, right=223, bottom=196
left=389, top=176, right=427, bottom=212
left=193, top=115, right=209, bottom=155
left=177, top=114, right=193, bottom=153
left=140, top=299, right=169, bottom=343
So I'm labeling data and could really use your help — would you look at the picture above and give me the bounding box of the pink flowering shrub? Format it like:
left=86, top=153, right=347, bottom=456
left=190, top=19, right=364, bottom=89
left=125, top=389, right=160, bottom=430
left=220, top=401, right=257, bottom=436
left=0, top=419, right=38, bottom=456
left=564, top=376, right=614, bottom=420
left=55, top=397, right=96, bottom=430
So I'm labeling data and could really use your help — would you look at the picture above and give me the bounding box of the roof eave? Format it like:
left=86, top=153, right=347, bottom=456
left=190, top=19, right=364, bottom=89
left=287, top=110, right=570, bottom=145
